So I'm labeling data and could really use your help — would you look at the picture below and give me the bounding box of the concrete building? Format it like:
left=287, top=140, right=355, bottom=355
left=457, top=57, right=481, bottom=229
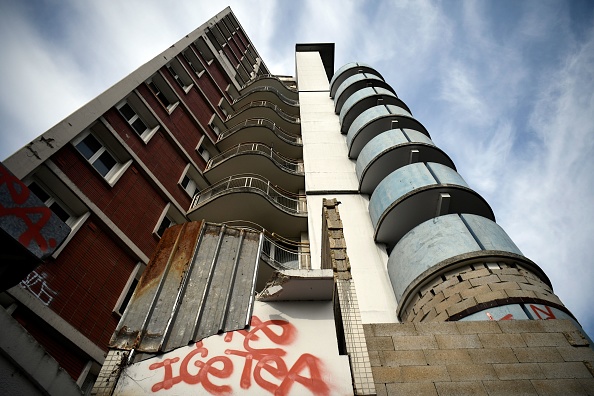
left=1, top=7, right=593, bottom=395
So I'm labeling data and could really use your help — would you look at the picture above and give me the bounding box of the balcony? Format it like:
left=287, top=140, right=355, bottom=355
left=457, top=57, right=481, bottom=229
left=339, top=87, right=411, bottom=134
left=240, top=75, right=298, bottom=101
left=187, top=174, right=307, bottom=237
left=369, top=162, right=494, bottom=248
left=204, top=143, right=304, bottom=191
left=225, top=101, right=300, bottom=136
left=216, top=118, right=302, bottom=158
left=356, top=129, right=455, bottom=194
left=346, top=104, right=429, bottom=158
left=233, top=86, right=299, bottom=116
left=334, top=73, right=396, bottom=114
left=330, top=62, right=383, bottom=98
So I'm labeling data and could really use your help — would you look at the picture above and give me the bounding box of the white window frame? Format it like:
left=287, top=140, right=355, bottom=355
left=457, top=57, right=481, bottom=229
left=24, top=172, right=91, bottom=259
left=116, top=100, right=160, bottom=143
left=196, top=137, right=211, bottom=162
left=153, top=203, right=177, bottom=239
left=72, top=130, right=132, bottom=187
left=113, top=262, right=143, bottom=316
left=178, top=164, right=200, bottom=198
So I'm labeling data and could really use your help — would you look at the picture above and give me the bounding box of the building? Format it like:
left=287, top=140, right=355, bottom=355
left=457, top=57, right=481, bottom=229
left=1, top=7, right=593, bottom=396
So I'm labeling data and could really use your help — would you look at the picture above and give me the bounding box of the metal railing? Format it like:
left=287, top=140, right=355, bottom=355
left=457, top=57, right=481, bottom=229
left=241, top=74, right=298, bottom=93
left=222, top=221, right=310, bottom=270
left=190, top=174, right=307, bottom=215
left=234, top=86, right=300, bottom=107
left=217, top=118, right=302, bottom=146
left=206, top=143, right=303, bottom=174
left=228, top=101, right=300, bottom=124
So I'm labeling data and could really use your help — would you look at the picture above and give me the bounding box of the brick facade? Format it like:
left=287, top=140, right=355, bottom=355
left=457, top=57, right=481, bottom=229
left=365, top=320, right=594, bottom=395
left=401, top=262, right=567, bottom=323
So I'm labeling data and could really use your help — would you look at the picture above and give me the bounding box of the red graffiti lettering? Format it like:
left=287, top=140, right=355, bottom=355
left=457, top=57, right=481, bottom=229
left=148, top=315, right=330, bottom=395
left=149, top=358, right=181, bottom=391
left=530, top=304, right=556, bottom=320
left=0, top=165, right=57, bottom=252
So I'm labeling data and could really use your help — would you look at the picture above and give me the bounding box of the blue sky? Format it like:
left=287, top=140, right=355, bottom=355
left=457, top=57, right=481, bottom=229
left=1, top=0, right=593, bottom=337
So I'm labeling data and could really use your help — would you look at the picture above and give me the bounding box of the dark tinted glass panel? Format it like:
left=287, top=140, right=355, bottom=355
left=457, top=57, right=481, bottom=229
left=181, top=175, right=190, bottom=189
left=131, top=118, right=147, bottom=135
left=118, top=103, right=136, bottom=121
left=76, top=134, right=101, bottom=160
left=157, top=217, right=172, bottom=237
left=28, top=181, right=50, bottom=203
left=49, top=201, right=70, bottom=223
left=118, top=278, right=138, bottom=315
left=94, top=151, right=117, bottom=177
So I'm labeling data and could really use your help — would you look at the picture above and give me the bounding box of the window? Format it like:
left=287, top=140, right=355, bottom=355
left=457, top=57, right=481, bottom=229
left=156, top=215, right=175, bottom=238
left=182, top=50, right=205, bottom=78
left=166, top=61, right=193, bottom=93
left=153, top=203, right=185, bottom=239
left=117, top=101, right=148, bottom=136
left=116, top=99, right=160, bottom=143
left=113, top=263, right=142, bottom=316
left=146, top=74, right=179, bottom=113
left=27, top=181, right=73, bottom=225
left=179, top=165, right=200, bottom=198
left=73, top=130, right=132, bottom=187
left=24, top=167, right=91, bottom=258
left=197, top=144, right=211, bottom=162
left=147, top=80, right=173, bottom=109
left=75, top=134, right=118, bottom=178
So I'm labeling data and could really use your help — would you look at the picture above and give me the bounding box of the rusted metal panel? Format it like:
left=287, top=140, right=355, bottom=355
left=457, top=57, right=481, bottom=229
left=110, top=221, right=261, bottom=354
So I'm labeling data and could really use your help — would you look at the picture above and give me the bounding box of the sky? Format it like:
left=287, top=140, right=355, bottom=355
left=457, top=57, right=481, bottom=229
left=1, top=0, right=593, bottom=336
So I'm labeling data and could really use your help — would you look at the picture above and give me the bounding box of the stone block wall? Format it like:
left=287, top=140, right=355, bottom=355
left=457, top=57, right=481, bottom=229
left=401, top=262, right=565, bottom=323
left=365, top=319, right=594, bottom=395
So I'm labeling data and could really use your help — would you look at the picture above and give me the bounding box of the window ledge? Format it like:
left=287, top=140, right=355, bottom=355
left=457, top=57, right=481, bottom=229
left=106, top=159, right=133, bottom=187
left=197, top=70, right=205, bottom=79
left=183, top=84, right=193, bottom=94
left=141, top=125, right=160, bottom=144
left=167, top=102, right=180, bottom=115
left=51, top=212, right=91, bottom=259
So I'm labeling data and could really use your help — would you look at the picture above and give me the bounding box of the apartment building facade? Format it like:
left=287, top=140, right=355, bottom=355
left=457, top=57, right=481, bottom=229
left=1, top=7, right=592, bottom=396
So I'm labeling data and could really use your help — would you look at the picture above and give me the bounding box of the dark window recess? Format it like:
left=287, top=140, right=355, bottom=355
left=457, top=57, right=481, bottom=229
left=148, top=81, right=172, bottom=108
left=118, top=278, right=138, bottom=316
left=157, top=216, right=174, bottom=238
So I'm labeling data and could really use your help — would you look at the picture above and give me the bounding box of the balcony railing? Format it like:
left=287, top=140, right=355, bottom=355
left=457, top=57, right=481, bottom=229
left=234, top=86, right=300, bottom=107
left=241, top=74, right=298, bottom=93
left=217, top=118, right=302, bottom=146
left=228, top=101, right=300, bottom=124
left=190, top=174, right=307, bottom=215
left=206, top=143, right=304, bottom=174
left=222, top=221, right=310, bottom=270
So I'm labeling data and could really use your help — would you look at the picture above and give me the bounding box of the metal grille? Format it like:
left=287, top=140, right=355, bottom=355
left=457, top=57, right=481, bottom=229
left=190, top=174, right=306, bottom=215
left=217, top=118, right=302, bottom=145
left=206, top=143, right=302, bottom=174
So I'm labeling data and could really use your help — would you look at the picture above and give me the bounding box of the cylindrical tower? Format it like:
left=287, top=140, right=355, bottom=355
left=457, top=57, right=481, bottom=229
left=330, top=63, right=577, bottom=325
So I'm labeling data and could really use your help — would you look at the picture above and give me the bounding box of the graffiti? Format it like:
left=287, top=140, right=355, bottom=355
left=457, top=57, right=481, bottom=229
left=486, top=312, right=513, bottom=321
left=149, top=315, right=330, bottom=395
left=529, top=304, right=556, bottom=320
left=0, top=165, right=57, bottom=252
left=20, top=270, right=57, bottom=306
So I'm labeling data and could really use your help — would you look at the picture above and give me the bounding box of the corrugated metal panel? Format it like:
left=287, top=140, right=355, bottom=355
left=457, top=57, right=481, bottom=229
left=109, top=221, right=261, bottom=353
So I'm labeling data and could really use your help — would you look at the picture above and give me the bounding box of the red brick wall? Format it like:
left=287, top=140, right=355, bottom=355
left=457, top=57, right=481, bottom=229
left=223, top=44, right=239, bottom=67
left=53, top=145, right=165, bottom=256
left=28, top=216, right=137, bottom=350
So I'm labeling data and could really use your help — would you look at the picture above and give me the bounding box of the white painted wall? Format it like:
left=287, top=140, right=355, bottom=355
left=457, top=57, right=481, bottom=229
left=297, top=50, right=398, bottom=324
left=113, top=301, right=352, bottom=395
